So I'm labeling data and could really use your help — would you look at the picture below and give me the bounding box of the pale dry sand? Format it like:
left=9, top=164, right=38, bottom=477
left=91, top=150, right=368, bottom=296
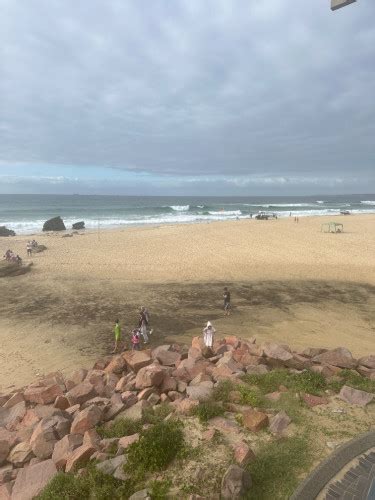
left=0, top=214, right=374, bottom=390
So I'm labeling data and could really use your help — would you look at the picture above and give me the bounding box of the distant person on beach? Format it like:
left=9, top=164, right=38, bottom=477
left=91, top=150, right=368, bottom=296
left=131, top=329, right=141, bottom=350
left=223, top=287, right=231, bottom=316
left=112, top=319, right=122, bottom=353
left=203, top=321, right=215, bottom=348
left=27, top=242, right=32, bottom=257
left=139, top=306, right=152, bottom=344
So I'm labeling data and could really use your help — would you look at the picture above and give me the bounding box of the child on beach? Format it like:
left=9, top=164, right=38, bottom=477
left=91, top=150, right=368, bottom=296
left=223, top=287, right=231, bottom=316
left=139, top=306, right=153, bottom=343
left=112, top=319, right=122, bottom=353
left=131, top=329, right=141, bottom=350
left=203, top=321, right=215, bottom=348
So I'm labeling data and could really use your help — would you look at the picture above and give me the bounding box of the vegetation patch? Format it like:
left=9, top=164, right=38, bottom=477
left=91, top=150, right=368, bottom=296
left=125, top=420, right=185, bottom=480
left=328, top=369, right=375, bottom=394
left=37, top=466, right=134, bottom=500
left=243, top=369, right=327, bottom=396
left=97, top=417, right=143, bottom=439
left=246, top=434, right=312, bottom=500
left=191, top=401, right=225, bottom=422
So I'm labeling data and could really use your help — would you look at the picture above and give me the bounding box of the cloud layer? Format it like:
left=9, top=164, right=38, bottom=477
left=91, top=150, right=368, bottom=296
left=1, top=0, right=374, bottom=193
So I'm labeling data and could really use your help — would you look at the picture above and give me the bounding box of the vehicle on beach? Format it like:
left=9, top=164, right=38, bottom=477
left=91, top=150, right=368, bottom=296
left=340, top=210, right=351, bottom=215
left=255, top=211, right=278, bottom=220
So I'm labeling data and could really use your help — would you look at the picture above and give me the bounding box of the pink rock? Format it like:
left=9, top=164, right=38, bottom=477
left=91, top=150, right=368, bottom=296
left=177, top=381, right=187, bottom=393
left=65, top=444, right=96, bottom=473
left=104, top=356, right=126, bottom=375
left=190, top=373, right=212, bottom=386
left=242, top=409, right=269, bottom=432
left=93, top=357, right=112, bottom=370
left=238, top=353, right=264, bottom=367
left=0, top=440, right=10, bottom=467
left=118, top=434, right=140, bottom=451
left=313, top=348, right=357, bottom=369
left=339, top=385, right=374, bottom=406
left=261, top=342, right=293, bottom=365
left=225, top=336, right=240, bottom=348
left=52, top=434, right=83, bottom=470
left=160, top=394, right=170, bottom=403
left=121, top=391, right=138, bottom=408
left=24, top=384, right=63, bottom=405
left=156, top=350, right=181, bottom=367
left=217, top=352, right=242, bottom=372
left=103, top=403, right=125, bottom=422
left=167, top=391, right=183, bottom=402
left=54, top=395, right=70, bottom=411
left=123, top=351, right=153, bottom=373
left=66, top=382, right=96, bottom=406
left=358, top=355, right=375, bottom=370
left=172, top=399, right=199, bottom=415
left=70, top=369, right=88, bottom=386
left=302, top=393, right=329, bottom=408
left=186, top=383, right=214, bottom=402
left=302, top=347, right=328, bottom=358
left=12, top=459, right=57, bottom=500
left=71, top=405, right=102, bottom=435
left=135, top=365, right=164, bottom=389
left=30, top=415, right=71, bottom=459
left=65, top=404, right=80, bottom=417
left=0, top=402, right=26, bottom=430
left=245, top=365, right=270, bottom=375
left=2, top=392, right=24, bottom=410
left=7, top=442, right=34, bottom=466
left=269, top=411, right=291, bottom=435
left=83, top=397, right=111, bottom=410
left=0, top=483, right=12, bottom=499
left=100, top=438, right=119, bottom=453
left=211, top=364, right=236, bottom=381
left=210, top=417, right=241, bottom=434
left=233, top=442, right=256, bottom=467
left=83, top=429, right=101, bottom=449
left=188, top=347, right=204, bottom=362
left=285, top=354, right=312, bottom=370
left=115, top=376, right=130, bottom=393
left=357, top=366, right=375, bottom=380
left=311, top=365, right=339, bottom=378
left=160, top=375, right=177, bottom=393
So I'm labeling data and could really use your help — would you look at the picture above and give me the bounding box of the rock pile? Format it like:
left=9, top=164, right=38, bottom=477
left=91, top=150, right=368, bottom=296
left=0, top=336, right=374, bottom=499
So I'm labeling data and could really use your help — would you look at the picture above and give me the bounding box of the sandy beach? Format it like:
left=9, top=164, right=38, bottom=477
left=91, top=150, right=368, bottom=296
left=1, top=214, right=375, bottom=390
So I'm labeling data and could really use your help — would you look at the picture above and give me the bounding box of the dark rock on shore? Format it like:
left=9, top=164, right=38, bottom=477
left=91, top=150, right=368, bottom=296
left=0, top=226, right=16, bottom=237
left=0, top=261, right=32, bottom=278
left=34, top=245, right=47, bottom=253
left=72, top=221, right=85, bottom=230
left=43, top=217, right=66, bottom=232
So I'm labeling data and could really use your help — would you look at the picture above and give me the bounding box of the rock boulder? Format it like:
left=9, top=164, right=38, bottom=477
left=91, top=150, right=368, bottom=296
left=0, top=226, right=16, bottom=237
left=43, top=216, right=66, bottom=232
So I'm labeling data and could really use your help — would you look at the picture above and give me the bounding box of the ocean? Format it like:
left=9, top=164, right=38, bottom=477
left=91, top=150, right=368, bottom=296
left=0, top=194, right=374, bottom=235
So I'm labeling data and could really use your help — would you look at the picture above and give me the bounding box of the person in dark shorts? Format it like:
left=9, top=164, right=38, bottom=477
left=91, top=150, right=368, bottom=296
left=223, top=287, right=231, bottom=316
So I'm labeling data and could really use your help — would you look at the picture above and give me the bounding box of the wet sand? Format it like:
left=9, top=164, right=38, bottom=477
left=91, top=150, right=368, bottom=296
left=0, top=214, right=374, bottom=390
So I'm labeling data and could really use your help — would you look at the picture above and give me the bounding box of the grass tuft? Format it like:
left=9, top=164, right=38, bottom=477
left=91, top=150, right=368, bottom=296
left=246, top=435, right=312, bottom=499
left=191, top=401, right=224, bottom=423
left=97, top=417, right=143, bottom=439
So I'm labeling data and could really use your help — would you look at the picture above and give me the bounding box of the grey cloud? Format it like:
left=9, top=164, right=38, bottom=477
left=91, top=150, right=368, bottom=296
left=0, top=0, right=374, bottom=190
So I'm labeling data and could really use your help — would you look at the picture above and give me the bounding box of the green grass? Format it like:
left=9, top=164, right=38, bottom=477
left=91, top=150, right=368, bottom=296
left=328, top=369, right=375, bottom=394
left=213, top=379, right=235, bottom=402
left=37, top=466, right=135, bottom=500
left=97, top=417, right=143, bottom=439
left=191, top=401, right=224, bottom=423
left=246, top=435, right=312, bottom=499
left=125, top=420, right=184, bottom=481
left=149, top=479, right=172, bottom=499
left=261, top=392, right=307, bottom=424
left=97, top=404, right=174, bottom=440
left=242, top=369, right=327, bottom=396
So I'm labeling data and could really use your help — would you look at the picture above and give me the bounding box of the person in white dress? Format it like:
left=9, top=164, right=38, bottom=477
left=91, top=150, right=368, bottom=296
left=203, top=321, right=215, bottom=348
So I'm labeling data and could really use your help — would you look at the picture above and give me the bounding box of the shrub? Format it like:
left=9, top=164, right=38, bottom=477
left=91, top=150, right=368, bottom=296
left=97, top=418, right=143, bottom=439
left=142, top=403, right=173, bottom=425
left=328, top=369, right=375, bottom=394
left=191, top=401, right=224, bottom=423
left=213, top=380, right=235, bottom=402
left=243, top=369, right=327, bottom=396
left=37, top=466, right=135, bottom=500
left=125, top=420, right=184, bottom=479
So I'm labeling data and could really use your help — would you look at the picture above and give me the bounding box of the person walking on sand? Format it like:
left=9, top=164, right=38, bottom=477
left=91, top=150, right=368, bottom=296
left=223, top=287, right=231, bottom=316
left=112, top=319, right=122, bottom=353
left=26, top=241, right=32, bottom=257
left=139, top=306, right=150, bottom=344
left=203, top=321, right=215, bottom=348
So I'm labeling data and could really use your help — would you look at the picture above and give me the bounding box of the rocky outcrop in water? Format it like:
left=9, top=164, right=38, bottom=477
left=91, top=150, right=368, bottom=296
left=43, top=217, right=66, bottom=232
left=0, top=227, right=16, bottom=237
left=72, top=221, right=85, bottom=230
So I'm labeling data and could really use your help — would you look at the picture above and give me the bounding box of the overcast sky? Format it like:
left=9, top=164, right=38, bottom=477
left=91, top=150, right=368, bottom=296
left=1, top=0, right=374, bottom=195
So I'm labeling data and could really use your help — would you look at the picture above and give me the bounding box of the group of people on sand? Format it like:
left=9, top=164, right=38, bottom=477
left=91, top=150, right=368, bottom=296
left=26, top=240, right=39, bottom=257
left=3, top=250, right=22, bottom=265
left=112, top=287, right=231, bottom=354
left=112, top=306, right=153, bottom=353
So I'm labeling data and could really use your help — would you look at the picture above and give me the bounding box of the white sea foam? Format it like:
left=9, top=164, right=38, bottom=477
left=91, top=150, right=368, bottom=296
left=208, top=210, right=242, bottom=216
left=361, top=201, right=375, bottom=206
left=169, top=205, right=190, bottom=211
left=316, top=201, right=325, bottom=204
